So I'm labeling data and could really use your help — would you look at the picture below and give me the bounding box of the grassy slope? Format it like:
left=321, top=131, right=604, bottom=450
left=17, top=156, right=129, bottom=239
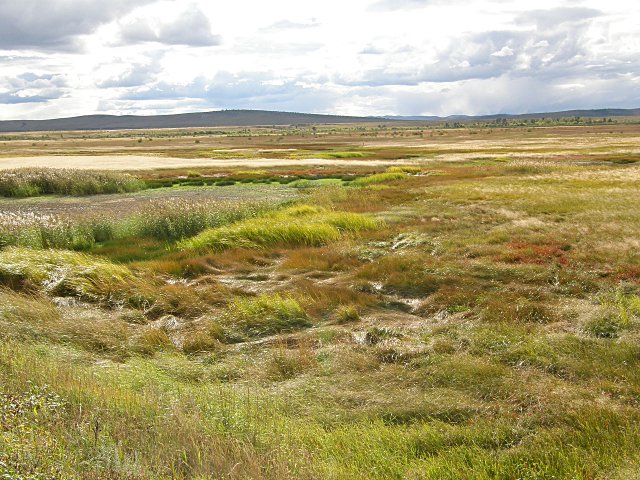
left=2, top=126, right=640, bottom=478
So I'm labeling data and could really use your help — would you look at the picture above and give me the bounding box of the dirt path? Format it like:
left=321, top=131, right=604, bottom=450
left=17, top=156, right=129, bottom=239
left=0, top=155, right=404, bottom=171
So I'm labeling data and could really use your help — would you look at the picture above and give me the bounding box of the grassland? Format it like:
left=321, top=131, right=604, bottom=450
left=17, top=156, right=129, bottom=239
left=1, top=122, right=640, bottom=479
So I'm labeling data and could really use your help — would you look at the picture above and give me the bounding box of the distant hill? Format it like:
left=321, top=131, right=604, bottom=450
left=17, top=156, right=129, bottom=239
left=387, top=108, right=640, bottom=122
left=2, top=107, right=639, bottom=133
left=0, top=110, right=387, bottom=133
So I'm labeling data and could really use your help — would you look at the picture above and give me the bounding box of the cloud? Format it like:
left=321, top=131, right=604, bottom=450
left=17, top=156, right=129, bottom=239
left=0, top=0, right=638, bottom=119
left=97, top=60, right=163, bottom=89
left=515, top=7, right=603, bottom=29
left=360, top=45, right=387, bottom=55
left=369, top=0, right=438, bottom=11
left=337, top=13, right=639, bottom=88
left=491, top=46, right=514, bottom=57
left=394, top=74, right=640, bottom=117
left=115, top=72, right=338, bottom=113
left=262, top=19, right=320, bottom=31
left=0, top=0, right=156, bottom=51
left=0, top=72, right=68, bottom=104
left=119, top=8, right=222, bottom=46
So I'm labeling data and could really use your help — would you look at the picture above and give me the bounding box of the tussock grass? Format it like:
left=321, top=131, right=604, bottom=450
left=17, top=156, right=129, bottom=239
left=224, top=293, right=310, bottom=337
left=352, top=171, right=408, bottom=186
left=0, top=168, right=144, bottom=197
left=386, top=165, right=422, bottom=173
left=0, top=247, right=133, bottom=301
left=180, top=205, right=380, bottom=252
left=0, top=288, right=60, bottom=341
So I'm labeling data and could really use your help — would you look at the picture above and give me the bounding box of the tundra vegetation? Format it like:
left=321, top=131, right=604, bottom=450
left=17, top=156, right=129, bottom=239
left=1, top=122, right=640, bottom=479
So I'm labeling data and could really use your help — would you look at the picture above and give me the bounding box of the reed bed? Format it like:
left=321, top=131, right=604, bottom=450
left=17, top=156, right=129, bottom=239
left=0, top=199, right=279, bottom=250
left=0, top=168, right=145, bottom=197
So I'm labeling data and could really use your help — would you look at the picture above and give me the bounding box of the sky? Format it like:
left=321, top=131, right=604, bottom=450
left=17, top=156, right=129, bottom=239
left=0, top=0, right=638, bottom=119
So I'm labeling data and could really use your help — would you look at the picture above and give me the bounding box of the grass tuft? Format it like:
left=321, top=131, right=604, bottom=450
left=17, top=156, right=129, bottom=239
left=0, top=247, right=133, bottom=302
left=180, top=205, right=380, bottom=252
left=352, top=171, right=408, bottom=187
left=224, top=293, right=310, bottom=337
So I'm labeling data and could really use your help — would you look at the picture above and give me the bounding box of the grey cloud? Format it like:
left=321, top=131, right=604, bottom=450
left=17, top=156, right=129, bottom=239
left=0, top=72, right=68, bottom=104
left=119, top=9, right=222, bottom=46
left=97, top=60, right=163, bottom=89
left=0, top=0, right=156, bottom=51
left=116, top=72, right=336, bottom=113
left=388, top=74, right=640, bottom=117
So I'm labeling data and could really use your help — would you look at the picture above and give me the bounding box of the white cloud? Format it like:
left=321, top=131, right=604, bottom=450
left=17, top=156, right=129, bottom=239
left=491, top=46, right=514, bottom=57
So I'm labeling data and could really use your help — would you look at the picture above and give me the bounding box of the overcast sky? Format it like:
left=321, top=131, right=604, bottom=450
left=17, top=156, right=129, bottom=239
left=0, top=0, right=638, bottom=119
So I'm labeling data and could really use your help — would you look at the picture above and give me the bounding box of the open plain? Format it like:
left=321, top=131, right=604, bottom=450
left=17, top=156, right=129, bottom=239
left=2, top=121, right=640, bottom=479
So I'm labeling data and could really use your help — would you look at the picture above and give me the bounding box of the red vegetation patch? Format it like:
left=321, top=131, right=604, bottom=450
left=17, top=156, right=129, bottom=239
left=500, top=241, right=571, bottom=266
left=612, top=265, right=640, bottom=283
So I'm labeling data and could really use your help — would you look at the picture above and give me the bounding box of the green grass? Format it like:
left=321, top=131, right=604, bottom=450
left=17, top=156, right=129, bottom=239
left=316, top=151, right=367, bottom=159
left=352, top=171, right=408, bottom=186
left=224, top=293, right=311, bottom=337
left=180, top=205, right=380, bottom=252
